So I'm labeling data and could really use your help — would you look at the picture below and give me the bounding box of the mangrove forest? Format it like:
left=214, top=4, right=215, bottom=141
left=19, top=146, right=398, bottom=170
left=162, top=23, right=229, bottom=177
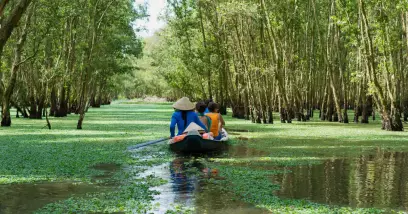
left=1, top=0, right=408, bottom=213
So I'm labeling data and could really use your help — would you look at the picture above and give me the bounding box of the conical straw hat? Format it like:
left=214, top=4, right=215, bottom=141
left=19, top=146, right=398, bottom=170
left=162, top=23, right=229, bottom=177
left=184, top=122, right=204, bottom=133
left=173, top=97, right=195, bottom=111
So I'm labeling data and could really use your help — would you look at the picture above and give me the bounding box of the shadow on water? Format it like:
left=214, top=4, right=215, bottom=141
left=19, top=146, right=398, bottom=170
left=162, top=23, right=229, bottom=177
left=271, top=151, right=408, bottom=210
left=139, top=144, right=269, bottom=214
left=0, top=163, right=120, bottom=214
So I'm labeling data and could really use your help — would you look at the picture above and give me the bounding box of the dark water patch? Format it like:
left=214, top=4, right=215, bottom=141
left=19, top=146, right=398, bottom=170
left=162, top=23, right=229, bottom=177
left=0, top=182, right=110, bottom=214
left=271, top=151, right=408, bottom=210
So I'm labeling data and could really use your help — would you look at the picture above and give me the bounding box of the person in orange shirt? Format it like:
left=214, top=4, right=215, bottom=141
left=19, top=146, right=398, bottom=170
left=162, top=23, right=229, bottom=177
left=205, top=102, right=225, bottom=140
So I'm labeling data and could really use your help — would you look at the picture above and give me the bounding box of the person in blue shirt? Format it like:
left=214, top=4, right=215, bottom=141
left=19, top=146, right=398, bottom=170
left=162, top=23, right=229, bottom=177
left=170, top=97, right=208, bottom=138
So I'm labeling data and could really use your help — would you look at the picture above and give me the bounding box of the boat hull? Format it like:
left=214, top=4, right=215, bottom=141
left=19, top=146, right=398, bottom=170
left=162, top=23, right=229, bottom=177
left=170, top=135, right=228, bottom=153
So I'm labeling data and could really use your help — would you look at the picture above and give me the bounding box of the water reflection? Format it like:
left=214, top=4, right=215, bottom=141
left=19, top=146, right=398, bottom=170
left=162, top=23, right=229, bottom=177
left=145, top=157, right=267, bottom=214
left=227, top=145, right=269, bottom=158
left=169, top=158, right=201, bottom=206
left=272, top=151, right=408, bottom=210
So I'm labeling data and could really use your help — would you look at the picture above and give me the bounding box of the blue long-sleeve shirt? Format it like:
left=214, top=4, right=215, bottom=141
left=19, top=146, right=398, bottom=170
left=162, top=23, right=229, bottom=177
left=170, top=111, right=208, bottom=137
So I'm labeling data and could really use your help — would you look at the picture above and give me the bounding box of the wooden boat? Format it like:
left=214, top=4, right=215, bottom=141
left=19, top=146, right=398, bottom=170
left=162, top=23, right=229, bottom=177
left=169, top=129, right=229, bottom=153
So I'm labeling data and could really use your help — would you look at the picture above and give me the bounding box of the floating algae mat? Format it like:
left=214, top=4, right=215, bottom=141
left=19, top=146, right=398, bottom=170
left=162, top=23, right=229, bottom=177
left=271, top=151, right=408, bottom=210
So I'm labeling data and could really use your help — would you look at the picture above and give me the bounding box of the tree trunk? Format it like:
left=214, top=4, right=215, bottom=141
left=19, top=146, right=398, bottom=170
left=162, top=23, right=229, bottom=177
left=35, top=95, right=45, bottom=119
left=343, top=103, right=349, bottom=123
left=361, top=98, right=369, bottom=124
left=56, top=85, right=68, bottom=117
left=77, top=79, right=88, bottom=129
left=0, top=0, right=32, bottom=55
left=50, top=87, right=57, bottom=116
left=1, top=100, right=11, bottom=126
left=359, top=0, right=403, bottom=131
left=326, top=91, right=333, bottom=122
left=1, top=5, right=32, bottom=126
left=29, top=95, right=37, bottom=119
left=354, top=104, right=359, bottom=123
left=382, top=110, right=404, bottom=131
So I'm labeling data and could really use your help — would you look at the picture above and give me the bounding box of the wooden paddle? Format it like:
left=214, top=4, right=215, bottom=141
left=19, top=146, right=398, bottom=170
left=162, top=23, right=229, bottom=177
left=127, top=138, right=169, bottom=150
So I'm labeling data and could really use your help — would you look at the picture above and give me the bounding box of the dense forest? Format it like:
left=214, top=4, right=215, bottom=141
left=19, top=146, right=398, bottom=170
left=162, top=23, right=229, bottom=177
left=149, top=0, right=408, bottom=131
left=1, top=0, right=408, bottom=132
left=0, top=0, right=143, bottom=129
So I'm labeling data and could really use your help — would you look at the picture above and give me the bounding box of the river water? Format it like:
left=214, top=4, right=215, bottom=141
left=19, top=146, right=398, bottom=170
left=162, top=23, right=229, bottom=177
left=136, top=143, right=408, bottom=213
left=1, top=141, right=408, bottom=213
left=140, top=159, right=267, bottom=214
left=0, top=163, right=119, bottom=214
left=132, top=142, right=270, bottom=214
left=271, top=151, right=408, bottom=211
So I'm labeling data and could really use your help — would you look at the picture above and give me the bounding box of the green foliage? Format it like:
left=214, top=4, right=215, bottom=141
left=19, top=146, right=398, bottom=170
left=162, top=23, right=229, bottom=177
left=147, top=0, right=408, bottom=131
left=120, top=37, right=172, bottom=99
left=0, top=0, right=147, bottom=127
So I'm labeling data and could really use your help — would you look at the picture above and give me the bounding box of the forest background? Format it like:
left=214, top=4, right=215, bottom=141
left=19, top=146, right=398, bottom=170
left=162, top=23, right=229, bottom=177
left=1, top=0, right=408, bottom=132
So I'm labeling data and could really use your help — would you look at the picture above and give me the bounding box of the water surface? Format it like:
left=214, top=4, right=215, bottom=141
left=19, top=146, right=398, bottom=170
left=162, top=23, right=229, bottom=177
left=143, top=158, right=268, bottom=214
left=0, top=163, right=119, bottom=214
left=272, top=151, right=408, bottom=210
left=137, top=145, right=270, bottom=213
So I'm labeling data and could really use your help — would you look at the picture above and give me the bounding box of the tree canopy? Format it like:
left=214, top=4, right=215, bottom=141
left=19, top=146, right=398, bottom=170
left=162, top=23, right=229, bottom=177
left=150, top=0, right=408, bottom=131
left=1, top=0, right=407, bottom=132
left=0, top=0, right=145, bottom=128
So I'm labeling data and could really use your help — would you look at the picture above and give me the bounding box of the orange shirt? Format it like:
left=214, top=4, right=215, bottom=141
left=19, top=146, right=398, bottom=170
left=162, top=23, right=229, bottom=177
left=206, top=113, right=220, bottom=136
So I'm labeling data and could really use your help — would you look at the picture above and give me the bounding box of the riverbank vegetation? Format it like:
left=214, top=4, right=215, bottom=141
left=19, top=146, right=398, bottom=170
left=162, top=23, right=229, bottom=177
left=150, top=0, right=408, bottom=132
left=0, top=0, right=143, bottom=129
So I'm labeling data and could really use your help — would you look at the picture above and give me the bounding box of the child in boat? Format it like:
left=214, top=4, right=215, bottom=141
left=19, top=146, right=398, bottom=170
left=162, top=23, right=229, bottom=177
left=196, top=101, right=212, bottom=130
left=205, top=102, right=225, bottom=140
left=204, top=99, right=212, bottom=114
left=170, top=97, right=208, bottom=139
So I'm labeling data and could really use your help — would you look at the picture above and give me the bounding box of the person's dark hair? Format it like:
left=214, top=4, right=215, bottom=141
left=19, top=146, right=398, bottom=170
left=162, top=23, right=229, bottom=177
left=205, top=99, right=213, bottom=106
left=208, top=102, right=219, bottom=113
left=181, top=111, right=188, bottom=127
left=196, top=101, right=207, bottom=113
